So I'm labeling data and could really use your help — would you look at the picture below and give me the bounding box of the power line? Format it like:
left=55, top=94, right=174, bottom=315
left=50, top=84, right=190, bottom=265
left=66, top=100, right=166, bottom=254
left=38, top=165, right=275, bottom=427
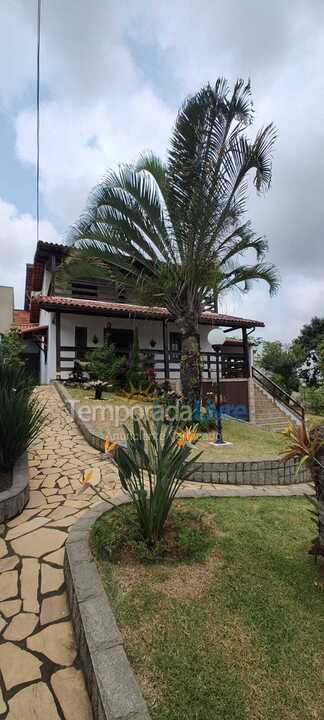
left=36, top=0, right=41, bottom=244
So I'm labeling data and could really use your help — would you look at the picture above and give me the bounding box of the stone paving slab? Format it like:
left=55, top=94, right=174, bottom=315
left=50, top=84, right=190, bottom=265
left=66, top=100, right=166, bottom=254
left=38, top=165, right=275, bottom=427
left=0, top=385, right=314, bottom=720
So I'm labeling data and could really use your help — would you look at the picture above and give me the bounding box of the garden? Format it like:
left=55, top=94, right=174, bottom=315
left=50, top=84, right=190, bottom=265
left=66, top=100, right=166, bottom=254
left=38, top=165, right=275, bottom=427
left=76, top=408, right=324, bottom=720
left=0, top=330, right=44, bottom=493
left=63, top=338, right=287, bottom=462
left=93, top=496, right=324, bottom=720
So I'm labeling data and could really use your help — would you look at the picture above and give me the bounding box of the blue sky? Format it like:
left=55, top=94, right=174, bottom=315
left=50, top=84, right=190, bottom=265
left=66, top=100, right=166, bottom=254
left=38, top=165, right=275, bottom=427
left=0, top=0, right=323, bottom=341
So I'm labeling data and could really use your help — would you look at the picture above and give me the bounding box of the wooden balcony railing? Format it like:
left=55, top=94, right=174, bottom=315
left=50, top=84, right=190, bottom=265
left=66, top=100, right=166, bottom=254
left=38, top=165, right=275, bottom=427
left=58, top=345, right=250, bottom=381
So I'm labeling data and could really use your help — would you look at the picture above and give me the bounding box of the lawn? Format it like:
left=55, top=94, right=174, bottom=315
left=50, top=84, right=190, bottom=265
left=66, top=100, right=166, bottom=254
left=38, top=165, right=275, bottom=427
left=66, top=385, right=286, bottom=460
left=94, top=497, right=324, bottom=720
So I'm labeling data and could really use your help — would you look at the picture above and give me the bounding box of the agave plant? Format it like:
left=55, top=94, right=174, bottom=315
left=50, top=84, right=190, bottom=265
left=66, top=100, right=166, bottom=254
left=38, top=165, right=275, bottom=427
left=111, top=416, right=201, bottom=545
left=0, top=386, right=45, bottom=476
left=281, top=420, right=324, bottom=558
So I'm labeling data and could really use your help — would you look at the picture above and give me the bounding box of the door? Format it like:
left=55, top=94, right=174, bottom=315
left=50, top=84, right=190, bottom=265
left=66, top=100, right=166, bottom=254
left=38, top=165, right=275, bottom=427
left=75, top=326, right=88, bottom=359
left=105, top=328, right=134, bottom=356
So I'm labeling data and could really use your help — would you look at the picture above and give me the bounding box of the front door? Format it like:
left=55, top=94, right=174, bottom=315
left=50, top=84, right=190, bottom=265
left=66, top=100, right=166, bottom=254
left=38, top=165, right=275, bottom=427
left=105, top=328, right=134, bottom=356
left=75, top=326, right=88, bottom=359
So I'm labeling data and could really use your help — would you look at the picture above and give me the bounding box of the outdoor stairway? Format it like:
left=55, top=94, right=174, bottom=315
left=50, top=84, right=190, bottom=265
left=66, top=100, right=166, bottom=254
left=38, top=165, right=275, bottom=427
left=251, top=367, right=304, bottom=433
left=253, top=381, right=292, bottom=432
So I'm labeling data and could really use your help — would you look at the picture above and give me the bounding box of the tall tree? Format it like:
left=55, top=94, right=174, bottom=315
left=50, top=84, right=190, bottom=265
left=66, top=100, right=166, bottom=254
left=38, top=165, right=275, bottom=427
left=256, top=340, right=300, bottom=394
left=67, top=79, right=279, bottom=404
left=292, top=317, right=324, bottom=386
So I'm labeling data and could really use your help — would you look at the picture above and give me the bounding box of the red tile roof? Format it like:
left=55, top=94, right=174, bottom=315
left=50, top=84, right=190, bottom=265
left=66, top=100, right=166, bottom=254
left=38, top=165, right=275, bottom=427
left=13, top=310, right=30, bottom=326
left=12, top=310, right=47, bottom=335
left=31, top=295, right=264, bottom=328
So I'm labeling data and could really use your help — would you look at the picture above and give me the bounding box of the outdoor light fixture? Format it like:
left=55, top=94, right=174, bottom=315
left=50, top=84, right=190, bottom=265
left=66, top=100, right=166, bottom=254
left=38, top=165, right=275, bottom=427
left=207, top=328, right=226, bottom=445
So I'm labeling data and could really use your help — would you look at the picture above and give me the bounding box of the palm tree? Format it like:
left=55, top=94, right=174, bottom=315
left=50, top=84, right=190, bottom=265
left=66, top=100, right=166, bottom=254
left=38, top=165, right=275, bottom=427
left=67, top=78, right=279, bottom=404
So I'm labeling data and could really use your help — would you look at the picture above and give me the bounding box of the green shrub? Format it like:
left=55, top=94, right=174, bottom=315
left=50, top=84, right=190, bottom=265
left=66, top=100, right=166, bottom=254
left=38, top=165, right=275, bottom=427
left=0, top=330, right=25, bottom=369
left=0, top=387, right=45, bottom=474
left=0, top=359, right=45, bottom=476
left=0, top=360, right=33, bottom=396
left=85, top=344, right=121, bottom=386
left=301, top=385, right=324, bottom=415
left=112, top=416, right=201, bottom=546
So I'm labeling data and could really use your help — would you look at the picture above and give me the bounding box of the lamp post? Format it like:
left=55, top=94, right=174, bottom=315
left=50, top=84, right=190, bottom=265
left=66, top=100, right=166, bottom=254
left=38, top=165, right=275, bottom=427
left=207, top=328, right=226, bottom=445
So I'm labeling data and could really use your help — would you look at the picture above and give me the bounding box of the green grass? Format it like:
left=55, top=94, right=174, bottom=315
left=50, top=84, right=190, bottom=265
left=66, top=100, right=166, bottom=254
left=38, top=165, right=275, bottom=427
left=66, top=385, right=286, bottom=460
left=95, top=497, right=324, bottom=720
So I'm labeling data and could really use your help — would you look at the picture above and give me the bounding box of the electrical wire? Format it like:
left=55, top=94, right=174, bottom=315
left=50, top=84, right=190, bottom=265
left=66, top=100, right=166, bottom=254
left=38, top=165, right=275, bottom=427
left=36, top=0, right=41, bottom=244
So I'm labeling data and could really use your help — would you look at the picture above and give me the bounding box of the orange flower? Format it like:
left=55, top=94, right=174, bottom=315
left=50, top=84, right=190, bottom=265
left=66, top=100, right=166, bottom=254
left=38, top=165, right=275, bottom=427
left=80, top=468, right=94, bottom=487
left=104, top=436, right=117, bottom=455
left=176, top=425, right=199, bottom=447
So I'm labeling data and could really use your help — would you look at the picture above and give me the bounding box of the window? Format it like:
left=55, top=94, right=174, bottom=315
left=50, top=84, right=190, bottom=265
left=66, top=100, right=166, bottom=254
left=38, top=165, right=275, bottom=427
left=71, top=281, right=98, bottom=299
left=169, top=332, right=182, bottom=361
left=75, top=327, right=88, bottom=359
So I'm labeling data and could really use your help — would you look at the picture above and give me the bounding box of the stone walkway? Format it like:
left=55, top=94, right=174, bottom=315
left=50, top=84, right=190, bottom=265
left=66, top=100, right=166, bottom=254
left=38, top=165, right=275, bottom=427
left=0, top=386, right=313, bottom=719
left=0, top=386, right=123, bottom=719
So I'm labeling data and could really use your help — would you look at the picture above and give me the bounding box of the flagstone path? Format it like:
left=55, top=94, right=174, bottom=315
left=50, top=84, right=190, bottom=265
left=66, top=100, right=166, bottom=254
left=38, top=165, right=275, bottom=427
left=0, top=386, right=123, bottom=719
left=0, top=385, right=312, bottom=719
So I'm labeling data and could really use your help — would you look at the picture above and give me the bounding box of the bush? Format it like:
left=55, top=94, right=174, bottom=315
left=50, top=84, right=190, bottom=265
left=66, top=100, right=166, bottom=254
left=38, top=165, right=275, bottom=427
left=86, top=344, right=121, bottom=386
left=301, top=385, right=324, bottom=415
left=112, top=416, right=201, bottom=546
left=0, top=330, right=25, bottom=370
left=0, top=361, right=45, bottom=476
left=0, top=361, right=33, bottom=396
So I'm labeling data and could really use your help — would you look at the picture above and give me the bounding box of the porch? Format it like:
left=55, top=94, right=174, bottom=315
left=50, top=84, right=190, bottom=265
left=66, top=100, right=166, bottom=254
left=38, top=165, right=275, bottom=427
left=31, top=296, right=263, bottom=412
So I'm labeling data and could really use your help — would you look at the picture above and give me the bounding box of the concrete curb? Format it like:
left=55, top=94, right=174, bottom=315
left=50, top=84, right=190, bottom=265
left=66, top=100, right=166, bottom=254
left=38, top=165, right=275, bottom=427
left=54, top=382, right=310, bottom=486
left=0, top=453, right=29, bottom=523
left=64, top=495, right=151, bottom=720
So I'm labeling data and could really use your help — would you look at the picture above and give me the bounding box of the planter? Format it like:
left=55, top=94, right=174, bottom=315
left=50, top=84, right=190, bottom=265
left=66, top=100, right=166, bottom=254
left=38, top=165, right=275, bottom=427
left=0, top=454, right=29, bottom=523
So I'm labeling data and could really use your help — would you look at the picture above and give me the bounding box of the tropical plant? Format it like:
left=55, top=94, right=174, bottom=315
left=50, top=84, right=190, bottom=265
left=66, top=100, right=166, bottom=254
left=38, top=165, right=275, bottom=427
left=0, top=359, right=33, bottom=396
left=0, top=363, right=45, bottom=477
left=67, top=78, right=279, bottom=405
left=85, top=344, right=121, bottom=388
left=110, top=416, right=200, bottom=545
left=281, top=420, right=324, bottom=558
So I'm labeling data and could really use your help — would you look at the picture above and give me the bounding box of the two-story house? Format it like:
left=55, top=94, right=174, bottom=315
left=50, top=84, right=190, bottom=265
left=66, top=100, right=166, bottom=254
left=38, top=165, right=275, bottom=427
left=13, top=240, right=303, bottom=429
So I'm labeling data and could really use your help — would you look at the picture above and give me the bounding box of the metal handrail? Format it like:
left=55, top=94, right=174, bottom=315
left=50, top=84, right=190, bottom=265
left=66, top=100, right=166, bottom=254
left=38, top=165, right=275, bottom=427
left=252, top=366, right=304, bottom=419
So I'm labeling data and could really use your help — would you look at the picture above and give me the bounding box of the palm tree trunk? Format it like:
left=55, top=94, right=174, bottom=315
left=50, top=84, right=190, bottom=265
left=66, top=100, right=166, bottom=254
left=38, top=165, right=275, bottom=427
left=179, top=327, right=201, bottom=407
left=309, top=426, right=324, bottom=558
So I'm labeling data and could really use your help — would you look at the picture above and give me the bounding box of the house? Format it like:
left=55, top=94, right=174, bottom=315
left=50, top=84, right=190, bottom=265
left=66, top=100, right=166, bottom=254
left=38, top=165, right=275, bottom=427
left=13, top=240, right=304, bottom=429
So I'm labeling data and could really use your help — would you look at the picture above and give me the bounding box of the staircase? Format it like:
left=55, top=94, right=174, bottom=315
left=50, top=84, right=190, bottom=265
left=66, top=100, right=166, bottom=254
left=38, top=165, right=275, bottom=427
left=251, top=367, right=304, bottom=433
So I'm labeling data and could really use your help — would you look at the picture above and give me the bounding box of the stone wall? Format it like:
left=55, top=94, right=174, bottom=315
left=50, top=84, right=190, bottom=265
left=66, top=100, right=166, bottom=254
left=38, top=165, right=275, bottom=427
left=0, top=454, right=29, bottom=522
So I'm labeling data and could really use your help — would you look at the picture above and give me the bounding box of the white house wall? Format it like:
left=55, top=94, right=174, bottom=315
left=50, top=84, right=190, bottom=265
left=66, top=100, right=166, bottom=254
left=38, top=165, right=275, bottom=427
left=42, top=310, right=251, bottom=384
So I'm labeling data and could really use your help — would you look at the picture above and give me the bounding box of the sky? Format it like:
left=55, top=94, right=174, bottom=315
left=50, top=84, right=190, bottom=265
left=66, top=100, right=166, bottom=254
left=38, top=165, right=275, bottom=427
left=0, top=0, right=323, bottom=342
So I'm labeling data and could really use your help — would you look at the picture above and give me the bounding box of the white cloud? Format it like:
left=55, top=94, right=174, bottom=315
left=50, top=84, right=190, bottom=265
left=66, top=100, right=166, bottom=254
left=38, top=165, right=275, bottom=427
left=15, top=88, right=173, bottom=225
left=1, top=0, right=324, bottom=340
left=0, top=197, right=60, bottom=307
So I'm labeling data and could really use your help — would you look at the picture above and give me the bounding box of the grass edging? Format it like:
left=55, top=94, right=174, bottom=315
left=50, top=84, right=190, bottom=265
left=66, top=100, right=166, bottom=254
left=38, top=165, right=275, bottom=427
left=54, top=381, right=310, bottom=486
left=64, top=495, right=151, bottom=720
left=0, top=453, right=29, bottom=523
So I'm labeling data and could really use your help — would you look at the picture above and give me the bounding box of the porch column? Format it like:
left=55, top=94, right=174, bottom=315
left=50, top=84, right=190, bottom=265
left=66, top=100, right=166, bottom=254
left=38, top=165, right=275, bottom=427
left=55, top=311, right=61, bottom=373
left=162, top=319, right=170, bottom=380
left=242, top=327, right=250, bottom=378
